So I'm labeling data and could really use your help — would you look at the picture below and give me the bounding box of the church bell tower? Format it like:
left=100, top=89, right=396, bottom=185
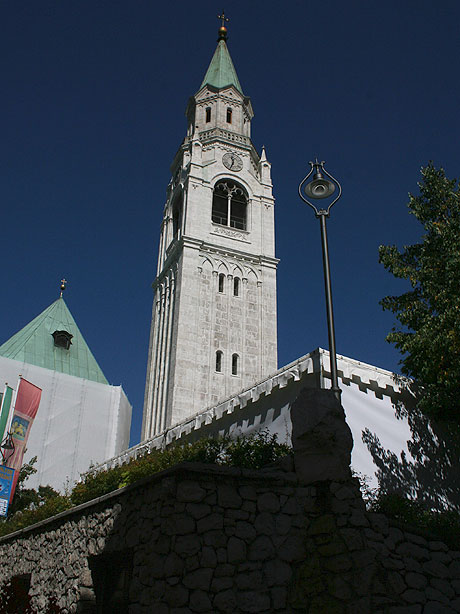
left=141, top=23, right=278, bottom=439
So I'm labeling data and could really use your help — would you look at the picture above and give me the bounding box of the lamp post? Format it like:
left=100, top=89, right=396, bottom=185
left=0, top=432, right=15, bottom=465
left=298, top=160, right=342, bottom=400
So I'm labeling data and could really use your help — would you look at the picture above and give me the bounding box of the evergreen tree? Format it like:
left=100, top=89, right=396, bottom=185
left=379, top=163, right=460, bottom=421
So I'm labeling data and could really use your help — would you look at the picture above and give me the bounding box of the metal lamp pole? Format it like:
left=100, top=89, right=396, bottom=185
left=298, top=160, right=342, bottom=400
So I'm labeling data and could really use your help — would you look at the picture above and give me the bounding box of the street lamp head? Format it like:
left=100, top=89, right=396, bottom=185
left=298, top=160, right=342, bottom=216
left=304, top=170, right=336, bottom=200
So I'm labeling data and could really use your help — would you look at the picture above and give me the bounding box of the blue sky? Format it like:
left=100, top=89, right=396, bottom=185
left=2, top=1, right=459, bottom=446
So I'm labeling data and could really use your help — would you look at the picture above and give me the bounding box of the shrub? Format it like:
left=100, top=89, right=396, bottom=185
left=0, top=432, right=291, bottom=535
left=370, top=491, right=460, bottom=548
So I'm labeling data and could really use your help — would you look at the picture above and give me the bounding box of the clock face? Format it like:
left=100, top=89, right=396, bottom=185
left=222, top=152, right=243, bottom=172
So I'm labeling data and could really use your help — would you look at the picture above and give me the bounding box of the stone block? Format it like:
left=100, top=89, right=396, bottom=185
left=186, top=503, right=211, bottom=519
left=238, top=485, right=257, bottom=500
left=163, top=513, right=195, bottom=536
left=254, top=512, right=275, bottom=535
left=424, top=604, right=457, bottom=614
left=183, top=568, right=213, bottom=591
left=214, top=564, right=235, bottom=577
left=218, top=484, right=242, bottom=509
left=200, top=546, right=217, bottom=568
left=185, top=555, right=200, bottom=572
left=197, top=513, right=224, bottom=533
left=175, top=534, right=201, bottom=556
left=235, top=570, right=264, bottom=590
left=328, top=575, right=352, bottom=601
left=176, top=481, right=206, bottom=503
left=430, top=578, right=454, bottom=598
left=387, top=570, right=407, bottom=595
left=164, top=584, right=189, bottom=608
left=291, top=387, right=353, bottom=483
left=423, top=559, right=450, bottom=578
left=248, top=536, right=275, bottom=561
left=402, top=588, right=427, bottom=604
left=203, top=530, right=227, bottom=548
left=426, top=586, right=449, bottom=604
left=388, top=607, right=422, bottom=614
left=237, top=590, right=271, bottom=612
left=257, top=492, right=280, bottom=513
left=164, top=552, right=184, bottom=576
left=275, top=514, right=291, bottom=535
left=235, top=521, right=257, bottom=541
left=405, top=572, right=427, bottom=589
left=309, top=514, right=336, bottom=535
left=227, top=537, right=246, bottom=563
left=189, top=589, right=213, bottom=612
left=429, top=541, right=449, bottom=552
left=264, top=559, right=292, bottom=586
left=211, top=577, right=233, bottom=592
left=340, top=528, right=364, bottom=551
left=78, top=587, right=95, bottom=602
left=317, top=539, right=347, bottom=557
left=271, top=586, right=287, bottom=610
left=278, top=535, right=306, bottom=562
left=432, top=551, right=453, bottom=564
left=214, top=589, right=237, bottom=612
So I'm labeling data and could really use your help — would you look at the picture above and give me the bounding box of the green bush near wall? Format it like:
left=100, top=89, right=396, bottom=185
left=0, top=432, right=290, bottom=537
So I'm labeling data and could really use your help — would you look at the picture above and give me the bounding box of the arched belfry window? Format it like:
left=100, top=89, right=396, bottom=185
left=233, top=277, right=240, bottom=296
left=206, top=107, right=211, bottom=123
left=218, top=273, right=225, bottom=293
left=226, top=108, right=232, bottom=123
left=216, top=351, right=223, bottom=373
left=172, top=193, right=183, bottom=239
left=212, top=180, right=247, bottom=231
left=232, top=354, right=239, bottom=376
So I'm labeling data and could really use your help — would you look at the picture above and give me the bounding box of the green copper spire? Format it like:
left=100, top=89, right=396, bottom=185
left=200, top=27, right=243, bottom=94
left=0, top=298, right=108, bottom=384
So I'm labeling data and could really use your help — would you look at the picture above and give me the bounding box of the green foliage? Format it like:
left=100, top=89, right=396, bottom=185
left=71, top=431, right=291, bottom=505
left=7, top=457, right=62, bottom=518
left=0, top=432, right=291, bottom=535
left=379, top=163, right=460, bottom=421
left=369, top=491, right=460, bottom=548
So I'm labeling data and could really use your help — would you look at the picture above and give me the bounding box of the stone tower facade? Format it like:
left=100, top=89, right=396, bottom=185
left=141, top=27, right=278, bottom=439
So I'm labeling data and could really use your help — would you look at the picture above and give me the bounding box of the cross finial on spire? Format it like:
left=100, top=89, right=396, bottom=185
left=218, top=10, right=229, bottom=27
left=217, top=10, right=229, bottom=40
left=60, top=278, right=67, bottom=298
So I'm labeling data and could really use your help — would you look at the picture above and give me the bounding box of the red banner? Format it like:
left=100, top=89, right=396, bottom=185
left=6, top=378, right=42, bottom=503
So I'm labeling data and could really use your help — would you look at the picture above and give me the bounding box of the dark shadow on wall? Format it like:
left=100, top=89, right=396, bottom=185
left=362, top=393, right=460, bottom=511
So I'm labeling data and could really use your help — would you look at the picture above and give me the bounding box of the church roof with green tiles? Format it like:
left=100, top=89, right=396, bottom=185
left=0, top=298, right=108, bottom=384
left=200, top=39, right=243, bottom=94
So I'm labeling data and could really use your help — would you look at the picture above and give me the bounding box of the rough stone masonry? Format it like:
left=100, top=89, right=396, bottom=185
left=0, top=389, right=458, bottom=613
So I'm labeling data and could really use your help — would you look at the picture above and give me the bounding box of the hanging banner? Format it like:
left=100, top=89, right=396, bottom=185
left=0, top=466, right=15, bottom=517
left=0, top=386, right=14, bottom=443
left=6, top=378, right=42, bottom=503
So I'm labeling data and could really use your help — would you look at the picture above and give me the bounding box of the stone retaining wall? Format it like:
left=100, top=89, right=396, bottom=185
left=0, top=461, right=459, bottom=613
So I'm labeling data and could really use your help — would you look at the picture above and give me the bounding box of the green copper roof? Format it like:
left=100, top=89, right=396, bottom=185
left=200, top=39, right=243, bottom=94
left=0, top=298, right=108, bottom=385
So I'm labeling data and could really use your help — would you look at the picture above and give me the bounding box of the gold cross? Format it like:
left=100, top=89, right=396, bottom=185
left=217, top=10, right=229, bottom=27
left=60, top=278, right=67, bottom=298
